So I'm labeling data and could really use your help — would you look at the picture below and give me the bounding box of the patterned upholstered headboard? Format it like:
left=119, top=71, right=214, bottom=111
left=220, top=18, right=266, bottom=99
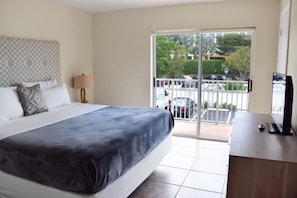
left=0, top=37, right=61, bottom=87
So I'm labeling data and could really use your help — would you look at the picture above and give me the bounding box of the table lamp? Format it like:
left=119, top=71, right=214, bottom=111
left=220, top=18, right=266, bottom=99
left=73, top=73, right=94, bottom=103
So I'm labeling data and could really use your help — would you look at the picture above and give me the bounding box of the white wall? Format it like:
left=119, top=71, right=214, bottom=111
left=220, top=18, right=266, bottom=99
left=93, top=0, right=280, bottom=113
left=287, top=0, right=297, bottom=131
left=278, top=0, right=291, bottom=73
left=0, top=0, right=282, bottom=112
left=0, top=0, right=93, bottom=102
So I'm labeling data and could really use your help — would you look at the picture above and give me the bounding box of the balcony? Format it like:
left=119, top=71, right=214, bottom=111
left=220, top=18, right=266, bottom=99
left=155, top=78, right=249, bottom=141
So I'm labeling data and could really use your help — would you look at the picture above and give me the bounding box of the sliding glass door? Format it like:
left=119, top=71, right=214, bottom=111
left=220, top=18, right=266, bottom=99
left=151, top=29, right=254, bottom=141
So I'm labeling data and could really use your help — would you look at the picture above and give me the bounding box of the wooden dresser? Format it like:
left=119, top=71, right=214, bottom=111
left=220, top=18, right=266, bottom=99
left=227, top=112, right=297, bottom=198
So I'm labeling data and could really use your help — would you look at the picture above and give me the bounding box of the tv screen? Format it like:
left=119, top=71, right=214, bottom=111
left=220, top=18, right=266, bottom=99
left=271, top=72, right=293, bottom=135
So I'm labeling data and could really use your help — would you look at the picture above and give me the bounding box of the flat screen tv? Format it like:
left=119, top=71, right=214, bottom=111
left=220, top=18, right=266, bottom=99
left=270, top=72, right=294, bottom=135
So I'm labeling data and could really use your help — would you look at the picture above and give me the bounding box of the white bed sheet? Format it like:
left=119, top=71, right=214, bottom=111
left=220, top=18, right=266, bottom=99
left=0, top=102, right=106, bottom=140
left=0, top=103, right=172, bottom=198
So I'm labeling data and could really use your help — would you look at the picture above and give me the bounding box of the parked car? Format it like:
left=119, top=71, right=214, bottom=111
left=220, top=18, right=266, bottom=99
left=156, top=79, right=169, bottom=87
left=273, top=74, right=285, bottom=81
left=204, top=74, right=226, bottom=81
left=166, top=97, right=196, bottom=118
left=202, top=83, right=225, bottom=91
left=204, top=74, right=218, bottom=80
left=181, top=75, right=195, bottom=88
left=167, top=75, right=185, bottom=85
left=156, top=89, right=170, bottom=109
left=217, top=75, right=226, bottom=80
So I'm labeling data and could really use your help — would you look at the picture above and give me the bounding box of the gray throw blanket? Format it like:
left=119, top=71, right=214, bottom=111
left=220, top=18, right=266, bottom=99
left=0, top=106, right=174, bottom=194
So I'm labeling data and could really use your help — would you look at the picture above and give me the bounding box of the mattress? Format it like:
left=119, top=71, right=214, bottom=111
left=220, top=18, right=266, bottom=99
left=0, top=103, right=174, bottom=194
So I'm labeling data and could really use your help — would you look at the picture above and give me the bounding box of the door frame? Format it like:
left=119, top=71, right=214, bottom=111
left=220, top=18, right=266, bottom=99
left=150, top=28, right=255, bottom=139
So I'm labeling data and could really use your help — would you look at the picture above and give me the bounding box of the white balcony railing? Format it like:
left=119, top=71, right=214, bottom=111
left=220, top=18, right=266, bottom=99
left=155, top=78, right=249, bottom=124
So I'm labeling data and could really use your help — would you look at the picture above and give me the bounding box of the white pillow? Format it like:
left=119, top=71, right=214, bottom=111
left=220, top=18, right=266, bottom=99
left=0, top=87, right=24, bottom=121
left=42, top=84, right=71, bottom=110
left=21, top=79, right=57, bottom=90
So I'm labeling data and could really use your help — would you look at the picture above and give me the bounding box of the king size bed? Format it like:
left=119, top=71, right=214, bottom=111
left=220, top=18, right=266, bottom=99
left=0, top=37, right=174, bottom=198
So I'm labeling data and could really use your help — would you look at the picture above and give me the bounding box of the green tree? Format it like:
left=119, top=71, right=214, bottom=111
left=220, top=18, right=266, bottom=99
left=202, top=34, right=216, bottom=55
left=156, top=35, right=186, bottom=77
left=225, top=46, right=250, bottom=80
left=156, top=36, right=174, bottom=77
left=216, top=34, right=251, bottom=55
left=168, top=34, right=199, bottom=59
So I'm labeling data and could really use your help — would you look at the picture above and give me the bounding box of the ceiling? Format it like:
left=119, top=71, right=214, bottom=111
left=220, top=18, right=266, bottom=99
left=57, top=0, right=228, bottom=13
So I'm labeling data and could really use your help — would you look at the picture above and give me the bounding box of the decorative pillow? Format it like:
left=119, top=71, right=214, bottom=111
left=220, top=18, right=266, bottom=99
left=21, top=79, right=57, bottom=90
left=17, top=84, right=48, bottom=116
left=42, top=84, right=71, bottom=110
left=0, top=87, right=24, bottom=121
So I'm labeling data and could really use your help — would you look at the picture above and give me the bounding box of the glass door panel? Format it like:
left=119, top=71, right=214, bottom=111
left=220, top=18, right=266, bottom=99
left=152, top=29, right=253, bottom=141
left=199, top=31, right=253, bottom=141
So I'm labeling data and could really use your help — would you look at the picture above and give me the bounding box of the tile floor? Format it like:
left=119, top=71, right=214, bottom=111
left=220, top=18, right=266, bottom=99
left=129, top=136, right=230, bottom=198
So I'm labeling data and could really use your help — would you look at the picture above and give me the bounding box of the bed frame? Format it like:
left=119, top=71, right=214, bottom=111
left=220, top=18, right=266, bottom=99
left=0, top=36, right=172, bottom=197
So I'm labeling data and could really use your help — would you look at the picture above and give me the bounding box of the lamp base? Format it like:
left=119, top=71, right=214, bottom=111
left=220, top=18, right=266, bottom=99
left=81, top=100, right=88, bottom=103
left=80, top=88, right=88, bottom=103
